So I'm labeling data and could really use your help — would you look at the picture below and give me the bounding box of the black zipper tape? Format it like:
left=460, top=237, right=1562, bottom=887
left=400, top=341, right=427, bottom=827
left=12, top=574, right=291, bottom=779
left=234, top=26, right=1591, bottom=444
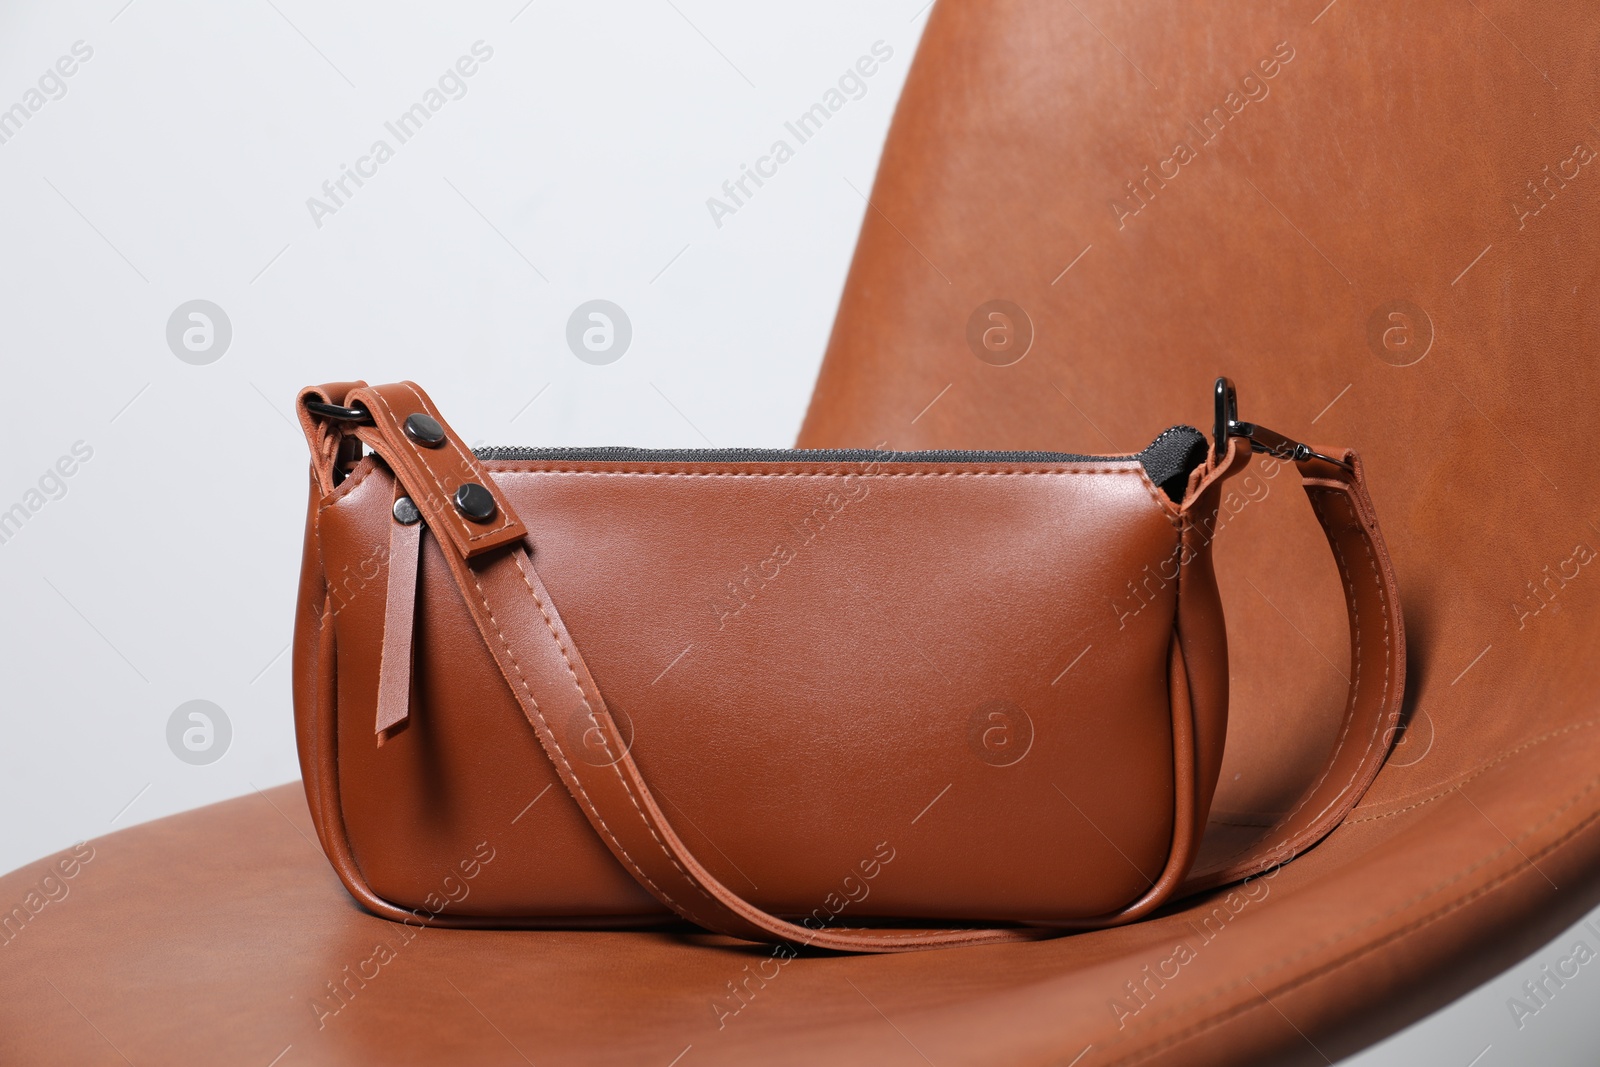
left=474, top=426, right=1209, bottom=502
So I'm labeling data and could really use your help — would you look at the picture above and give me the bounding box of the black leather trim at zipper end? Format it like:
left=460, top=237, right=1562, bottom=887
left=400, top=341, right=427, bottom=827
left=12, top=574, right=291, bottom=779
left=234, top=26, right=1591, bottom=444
left=1139, top=426, right=1209, bottom=502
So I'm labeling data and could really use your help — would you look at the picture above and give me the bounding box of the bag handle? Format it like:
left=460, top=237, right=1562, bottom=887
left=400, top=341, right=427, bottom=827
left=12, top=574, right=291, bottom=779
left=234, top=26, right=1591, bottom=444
left=1182, top=434, right=1406, bottom=891
left=303, top=380, right=1404, bottom=951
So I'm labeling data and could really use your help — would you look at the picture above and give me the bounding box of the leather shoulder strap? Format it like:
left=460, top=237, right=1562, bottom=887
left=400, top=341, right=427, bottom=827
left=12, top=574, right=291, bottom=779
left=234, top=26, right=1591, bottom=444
left=1182, top=445, right=1406, bottom=892
left=308, top=382, right=1404, bottom=950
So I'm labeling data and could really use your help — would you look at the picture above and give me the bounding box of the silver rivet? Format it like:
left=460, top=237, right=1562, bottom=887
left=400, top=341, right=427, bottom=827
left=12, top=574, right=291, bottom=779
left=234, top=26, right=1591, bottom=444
left=392, top=496, right=421, bottom=525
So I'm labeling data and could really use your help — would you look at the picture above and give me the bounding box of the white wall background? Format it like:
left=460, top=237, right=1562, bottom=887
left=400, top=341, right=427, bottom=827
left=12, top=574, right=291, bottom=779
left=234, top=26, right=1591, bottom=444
left=0, top=0, right=913, bottom=863
left=0, top=1, right=1592, bottom=1062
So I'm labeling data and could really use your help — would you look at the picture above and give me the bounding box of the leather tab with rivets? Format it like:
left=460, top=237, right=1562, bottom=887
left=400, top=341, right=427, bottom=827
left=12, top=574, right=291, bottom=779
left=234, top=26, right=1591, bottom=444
left=345, top=381, right=527, bottom=560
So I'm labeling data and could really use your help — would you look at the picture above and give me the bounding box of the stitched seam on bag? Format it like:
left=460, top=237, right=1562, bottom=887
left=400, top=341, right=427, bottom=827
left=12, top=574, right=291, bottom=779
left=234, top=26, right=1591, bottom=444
left=487, top=468, right=1133, bottom=477
left=510, top=554, right=717, bottom=909
left=315, top=461, right=374, bottom=660
left=485, top=467, right=1182, bottom=532
left=459, top=561, right=687, bottom=914
left=312, top=473, right=330, bottom=636
left=303, top=481, right=332, bottom=843
left=315, top=459, right=379, bottom=519
left=1348, top=716, right=1600, bottom=824
left=362, top=385, right=512, bottom=543
left=1106, top=772, right=1600, bottom=1065
left=1206, top=487, right=1391, bottom=872
left=1159, top=519, right=1202, bottom=901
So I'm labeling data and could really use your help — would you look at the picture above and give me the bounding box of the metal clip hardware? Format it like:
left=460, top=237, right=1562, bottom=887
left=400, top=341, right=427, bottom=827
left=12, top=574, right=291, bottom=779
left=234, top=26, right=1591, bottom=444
left=1212, top=377, right=1352, bottom=471
left=304, top=399, right=375, bottom=424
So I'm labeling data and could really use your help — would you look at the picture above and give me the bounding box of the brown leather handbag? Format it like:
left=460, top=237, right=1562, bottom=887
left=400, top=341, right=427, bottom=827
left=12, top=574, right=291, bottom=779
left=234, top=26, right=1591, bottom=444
left=291, top=377, right=1404, bottom=952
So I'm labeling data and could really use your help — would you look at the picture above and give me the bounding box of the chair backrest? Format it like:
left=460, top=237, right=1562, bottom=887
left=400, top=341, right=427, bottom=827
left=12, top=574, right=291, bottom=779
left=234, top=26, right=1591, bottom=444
left=800, top=0, right=1600, bottom=832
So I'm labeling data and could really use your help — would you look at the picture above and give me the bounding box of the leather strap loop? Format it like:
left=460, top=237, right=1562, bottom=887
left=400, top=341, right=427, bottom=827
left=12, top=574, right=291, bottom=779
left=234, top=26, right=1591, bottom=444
left=1184, top=448, right=1406, bottom=891
left=346, top=382, right=527, bottom=560
left=303, top=381, right=1406, bottom=950
left=295, top=381, right=367, bottom=495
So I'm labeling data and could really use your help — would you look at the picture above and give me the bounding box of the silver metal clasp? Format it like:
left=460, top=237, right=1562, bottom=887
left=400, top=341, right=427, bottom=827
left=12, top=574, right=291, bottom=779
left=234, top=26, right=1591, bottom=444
left=1212, top=377, right=1352, bottom=471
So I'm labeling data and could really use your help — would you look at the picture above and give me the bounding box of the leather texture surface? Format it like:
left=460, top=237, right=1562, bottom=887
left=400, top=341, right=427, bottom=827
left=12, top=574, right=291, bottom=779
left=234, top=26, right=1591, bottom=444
left=3, top=0, right=1596, bottom=1062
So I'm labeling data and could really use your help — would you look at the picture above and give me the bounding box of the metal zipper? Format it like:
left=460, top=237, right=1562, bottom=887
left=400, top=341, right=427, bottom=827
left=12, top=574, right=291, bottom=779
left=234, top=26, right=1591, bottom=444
left=473, top=427, right=1211, bottom=502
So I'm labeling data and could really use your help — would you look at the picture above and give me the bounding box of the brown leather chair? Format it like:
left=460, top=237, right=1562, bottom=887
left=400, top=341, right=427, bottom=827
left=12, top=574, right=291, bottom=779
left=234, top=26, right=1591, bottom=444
left=5, top=1, right=1597, bottom=1063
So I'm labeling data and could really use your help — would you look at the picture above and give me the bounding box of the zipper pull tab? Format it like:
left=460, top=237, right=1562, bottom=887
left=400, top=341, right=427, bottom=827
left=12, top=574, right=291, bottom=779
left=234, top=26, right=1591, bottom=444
left=376, top=488, right=423, bottom=746
left=1213, top=377, right=1352, bottom=471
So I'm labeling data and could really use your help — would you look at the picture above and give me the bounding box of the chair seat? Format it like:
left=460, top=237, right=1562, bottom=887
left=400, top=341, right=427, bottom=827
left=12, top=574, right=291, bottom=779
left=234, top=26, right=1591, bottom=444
left=4, top=756, right=1599, bottom=1065
left=8, top=2, right=1596, bottom=1062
